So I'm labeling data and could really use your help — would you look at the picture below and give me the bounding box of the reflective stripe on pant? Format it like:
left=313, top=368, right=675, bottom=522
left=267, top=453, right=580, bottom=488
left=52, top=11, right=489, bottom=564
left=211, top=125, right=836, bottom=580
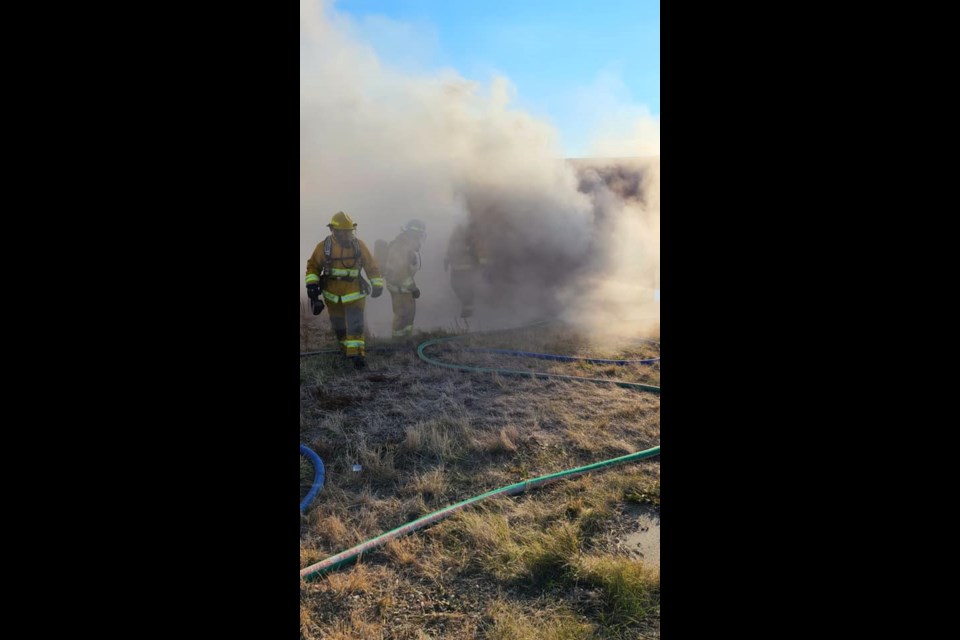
left=326, top=298, right=366, bottom=356
left=390, top=290, right=416, bottom=336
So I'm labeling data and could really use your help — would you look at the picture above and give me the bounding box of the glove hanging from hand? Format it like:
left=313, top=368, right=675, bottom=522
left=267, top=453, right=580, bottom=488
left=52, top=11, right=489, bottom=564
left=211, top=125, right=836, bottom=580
left=306, top=284, right=324, bottom=315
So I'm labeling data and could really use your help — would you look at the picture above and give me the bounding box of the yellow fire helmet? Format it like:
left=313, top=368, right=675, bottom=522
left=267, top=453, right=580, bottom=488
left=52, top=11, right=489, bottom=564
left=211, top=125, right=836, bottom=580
left=328, top=211, right=358, bottom=230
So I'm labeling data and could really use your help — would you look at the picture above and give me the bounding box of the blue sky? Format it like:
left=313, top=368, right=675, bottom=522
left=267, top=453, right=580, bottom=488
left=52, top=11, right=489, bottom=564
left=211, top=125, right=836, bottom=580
left=334, top=0, right=660, bottom=157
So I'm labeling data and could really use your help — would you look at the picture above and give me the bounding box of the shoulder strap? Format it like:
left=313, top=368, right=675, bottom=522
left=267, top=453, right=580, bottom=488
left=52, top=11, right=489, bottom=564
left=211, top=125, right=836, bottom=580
left=353, top=238, right=363, bottom=267
left=323, top=235, right=363, bottom=270
left=323, top=236, right=333, bottom=273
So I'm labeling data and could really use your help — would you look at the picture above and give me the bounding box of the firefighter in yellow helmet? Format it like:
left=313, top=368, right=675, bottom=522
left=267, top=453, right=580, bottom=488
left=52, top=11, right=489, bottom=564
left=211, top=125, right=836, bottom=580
left=305, top=212, right=385, bottom=369
left=384, top=219, right=426, bottom=338
left=445, top=220, right=488, bottom=318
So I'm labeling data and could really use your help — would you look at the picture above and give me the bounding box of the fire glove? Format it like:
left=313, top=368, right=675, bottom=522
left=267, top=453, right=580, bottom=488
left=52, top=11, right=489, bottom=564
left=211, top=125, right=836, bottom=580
left=306, top=284, right=324, bottom=315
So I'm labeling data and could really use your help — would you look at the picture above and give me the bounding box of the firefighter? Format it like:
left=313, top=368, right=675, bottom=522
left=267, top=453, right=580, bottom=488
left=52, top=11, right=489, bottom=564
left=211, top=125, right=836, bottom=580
left=444, top=221, right=487, bottom=318
left=384, top=219, right=426, bottom=338
left=305, top=211, right=384, bottom=369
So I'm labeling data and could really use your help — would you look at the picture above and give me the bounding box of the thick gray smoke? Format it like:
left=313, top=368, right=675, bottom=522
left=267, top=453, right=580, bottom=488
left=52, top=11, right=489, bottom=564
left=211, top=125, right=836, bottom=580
left=565, top=158, right=660, bottom=336
left=300, top=0, right=659, bottom=337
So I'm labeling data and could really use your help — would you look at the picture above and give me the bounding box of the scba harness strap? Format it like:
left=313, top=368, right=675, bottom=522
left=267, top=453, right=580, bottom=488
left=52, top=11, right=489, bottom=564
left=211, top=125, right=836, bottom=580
left=323, top=235, right=363, bottom=279
left=322, top=236, right=370, bottom=303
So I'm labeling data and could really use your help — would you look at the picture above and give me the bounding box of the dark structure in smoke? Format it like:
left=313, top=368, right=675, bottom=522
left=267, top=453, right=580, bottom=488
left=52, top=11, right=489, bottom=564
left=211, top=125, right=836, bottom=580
left=572, top=157, right=659, bottom=275
left=575, top=158, right=654, bottom=210
left=455, top=158, right=659, bottom=321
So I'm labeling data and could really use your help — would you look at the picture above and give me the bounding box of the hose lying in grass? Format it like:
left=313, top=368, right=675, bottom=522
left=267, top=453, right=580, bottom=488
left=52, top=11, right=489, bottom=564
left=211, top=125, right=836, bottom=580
left=298, top=318, right=557, bottom=358
left=299, top=346, right=410, bottom=358
left=418, top=335, right=660, bottom=392
left=460, top=347, right=659, bottom=366
left=299, top=327, right=660, bottom=580
left=300, top=346, right=659, bottom=365
left=300, top=445, right=660, bottom=580
left=299, top=444, right=325, bottom=514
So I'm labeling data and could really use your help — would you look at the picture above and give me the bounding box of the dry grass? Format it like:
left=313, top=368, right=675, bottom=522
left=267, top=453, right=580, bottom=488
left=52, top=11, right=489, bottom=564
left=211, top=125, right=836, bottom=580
left=323, top=561, right=381, bottom=597
left=577, top=556, right=660, bottom=628
left=300, top=319, right=661, bottom=638
left=485, top=599, right=596, bottom=639
left=401, top=416, right=468, bottom=462
left=384, top=537, right=420, bottom=567
left=471, top=425, right=520, bottom=454
left=400, top=467, right=449, bottom=503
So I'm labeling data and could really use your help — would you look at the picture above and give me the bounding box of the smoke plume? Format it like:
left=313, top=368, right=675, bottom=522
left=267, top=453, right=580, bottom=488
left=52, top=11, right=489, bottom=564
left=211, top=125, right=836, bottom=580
left=300, top=0, right=659, bottom=337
